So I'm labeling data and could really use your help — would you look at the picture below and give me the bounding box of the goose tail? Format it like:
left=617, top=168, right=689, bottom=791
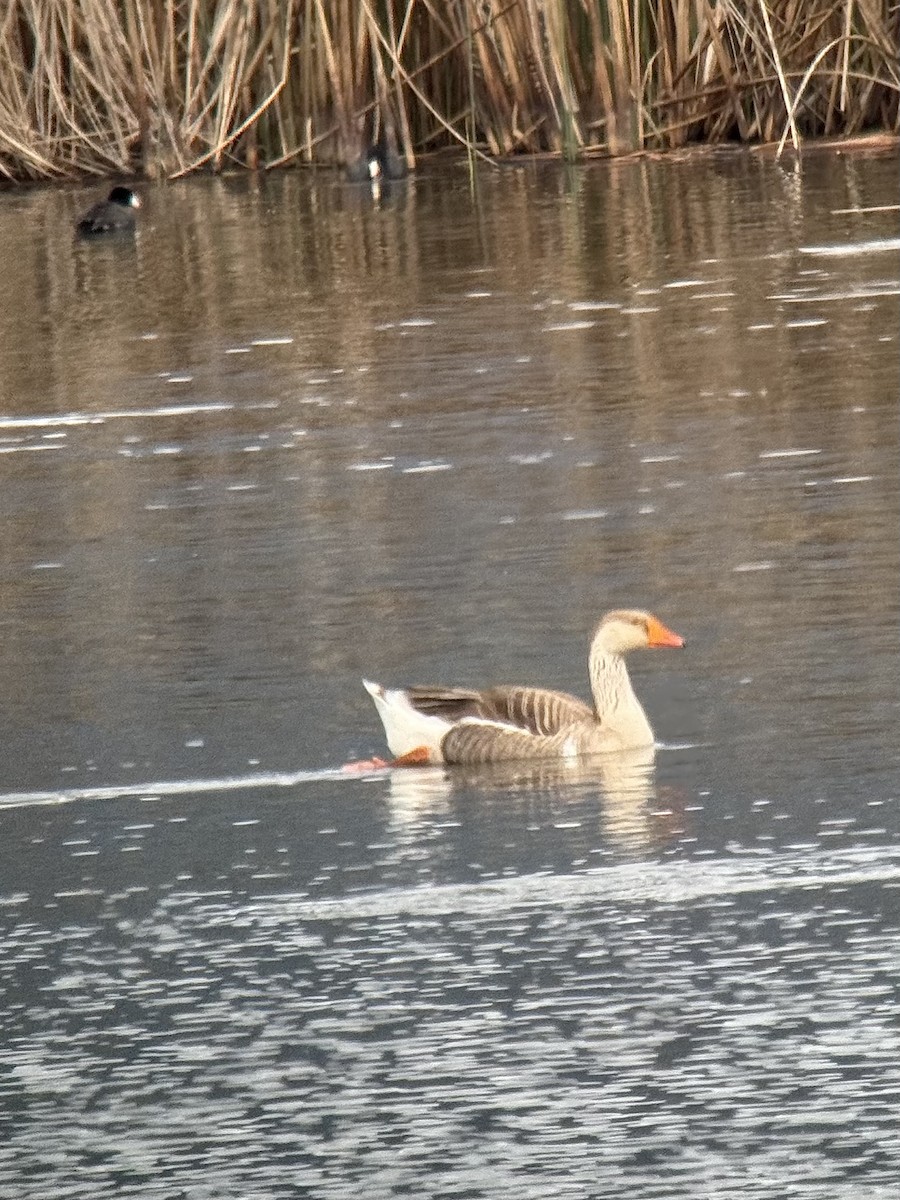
left=362, top=679, right=449, bottom=762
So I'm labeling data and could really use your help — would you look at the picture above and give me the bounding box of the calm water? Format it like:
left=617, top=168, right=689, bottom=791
left=0, top=150, right=898, bottom=1198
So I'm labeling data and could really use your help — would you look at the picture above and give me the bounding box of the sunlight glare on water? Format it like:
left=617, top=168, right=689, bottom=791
left=0, top=149, right=898, bottom=1198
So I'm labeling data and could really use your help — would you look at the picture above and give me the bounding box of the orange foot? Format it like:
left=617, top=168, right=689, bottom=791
left=341, top=756, right=390, bottom=773
left=341, top=746, right=432, bottom=772
left=388, top=746, right=432, bottom=767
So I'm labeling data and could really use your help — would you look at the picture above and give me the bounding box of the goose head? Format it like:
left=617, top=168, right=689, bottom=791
left=592, top=609, right=685, bottom=656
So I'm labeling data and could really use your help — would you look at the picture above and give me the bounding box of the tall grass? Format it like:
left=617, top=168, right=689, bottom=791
left=1, top=0, right=897, bottom=181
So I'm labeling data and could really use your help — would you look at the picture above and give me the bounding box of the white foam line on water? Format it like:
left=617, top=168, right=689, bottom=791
left=0, top=402, right=234, bottom=431
left=770, top=287, right=900, bottom=303
left=831, top=205, right=900, bottom=214
left=799, top=237, right=900, bottom=256
left=236, top=845, right=900, bottom=922
left=509, top=452, right=553, bottom=465
left=560, top=509, right=608, bottom=521
left=759, top=448, right=822, bottom=459
left=0, top=768, right=369, bottom=810
left=541, top=321, right=596, bottom=332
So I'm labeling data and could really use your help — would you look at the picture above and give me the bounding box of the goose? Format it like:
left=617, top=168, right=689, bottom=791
left=76, top=187, right=141, bottom=236
left=363, top=609, right=685, bottom=766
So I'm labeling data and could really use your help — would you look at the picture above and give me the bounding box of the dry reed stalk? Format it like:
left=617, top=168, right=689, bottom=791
left=0, top=0, right=897, bottom=182
left=532, top=0, right=584, bottom=158
left=776, top=36, right=843, bottom=157
left=758, top=0, right=800, bottom=151
left=364, top=0, right=493, bottom=165
left=380, top=0, right=415, bottom=167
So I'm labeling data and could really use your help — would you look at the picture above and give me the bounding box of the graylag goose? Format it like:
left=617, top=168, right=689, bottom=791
left=363, top=609, right=684, bottom=766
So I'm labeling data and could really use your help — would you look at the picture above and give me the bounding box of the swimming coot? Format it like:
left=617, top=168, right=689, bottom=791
left=346, top=146, right=408, bottom=183
left=76, top=187, right=141, bottom=236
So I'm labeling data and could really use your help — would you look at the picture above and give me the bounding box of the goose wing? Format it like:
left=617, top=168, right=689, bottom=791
left=441, top=719, right=591, bottom=765
left=405, top=685, right=593, bottom=735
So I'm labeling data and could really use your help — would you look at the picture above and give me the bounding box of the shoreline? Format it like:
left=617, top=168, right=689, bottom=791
left=3, top=132, right=898, bottom=196
left=3, top=0, right=897, bottom=188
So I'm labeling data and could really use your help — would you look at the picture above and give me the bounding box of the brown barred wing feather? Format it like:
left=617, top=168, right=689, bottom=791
left=403, top=686, right=499, bottom=722
left=482, top=686, right=594, bottom=735
left=404, top=685, right=593, bottom=734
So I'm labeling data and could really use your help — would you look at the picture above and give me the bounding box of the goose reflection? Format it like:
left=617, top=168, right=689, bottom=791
left=447, top=745, right=657, bottom=803
left=382, top=746, right=684, bottom=857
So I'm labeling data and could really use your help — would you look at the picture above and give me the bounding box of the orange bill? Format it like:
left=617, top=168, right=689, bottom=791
left=646, top=616, right=686, bottom=648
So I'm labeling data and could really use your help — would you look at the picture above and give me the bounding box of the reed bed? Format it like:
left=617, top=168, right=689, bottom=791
left=1, top=0, right=898, bottom=181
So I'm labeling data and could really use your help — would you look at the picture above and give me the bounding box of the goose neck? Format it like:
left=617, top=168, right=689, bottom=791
left=588, top=647, right=654, bottom=747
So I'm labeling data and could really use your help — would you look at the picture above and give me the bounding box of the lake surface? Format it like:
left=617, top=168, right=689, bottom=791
left=0, top=148, right=898, bottom=1198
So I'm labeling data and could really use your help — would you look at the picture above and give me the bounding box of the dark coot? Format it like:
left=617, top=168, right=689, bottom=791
left=76, top=187, right=141, bottom=236
left=346, top=146, right=408, bottom=183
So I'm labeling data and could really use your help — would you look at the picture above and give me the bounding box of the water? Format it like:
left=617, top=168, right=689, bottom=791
left=0, top=149, right=898, bottom=1198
